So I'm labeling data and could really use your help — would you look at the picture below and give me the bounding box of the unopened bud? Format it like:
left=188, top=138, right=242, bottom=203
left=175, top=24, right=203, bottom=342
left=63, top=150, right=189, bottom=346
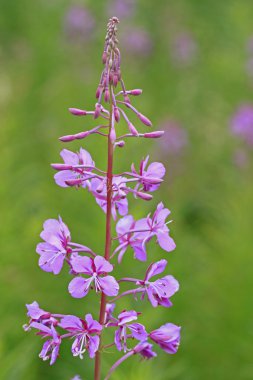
left=137, top=113, right=152, bottom=127
left=114, top=107, right=120, bottom=122
left=115, top=140, right=125, bottom=148
left=59, top=134, right=76, bottom=142
left=102, top=51, right=107, bottom=64
left=124, top=95, right=131, bottom=104
left=109, top=125, right=116, bottom=143
left=69, top=108, right=87, bottom=116
left=129, top=89, right=143, bottom=96
left=65, top=178, right=83, bottom=186
left=51, top=164, right=73, bottom=171
left=96, top=85, right=103, bottom=99
left=128, top=122, right=139, bottom=136
left=136, top=191, right=153, bottom=201
left=104, top=88, right=110, bottom=103
left=143, top=131, right=164, bottom=138
left=113, top=73, right=118, bottom=87
left=94, top=103, right=101, bottom=119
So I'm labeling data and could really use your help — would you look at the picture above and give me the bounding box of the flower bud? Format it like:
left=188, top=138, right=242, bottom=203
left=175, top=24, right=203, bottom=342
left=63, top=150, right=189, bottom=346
left=144, top=131, right=164, bottom=138
left=129, top=89, right=143, bottom=96
left=65, top=178, right=83, bottom=186
left=75, top=131, right=90, bottom=139
left=69, top=108, right=87, bottom=116
left=115, top=140, right=125, bottom=148
left=94, top=103, right=101, bottom=119
left=51, top=164, right=73, bottom=171
left=109, top=125, right=116, bottom=143
left=59, top=134, right=76, bottom=142
left=124, top=95, right=131, bottom=104
left=128, top=122, right=139, bottom=136
left=104, top=88, right=110, bottom=103
left=96, top=85, right=103, bottom=99
left=136, top=191, right=153, bottom=201
left=102, top=51, right=107, bottom=64
left=114, top=107, right=120, bottom=122
left=138, top=113, right=152, bottom=127
left=113, top=73, right=118, bottom=87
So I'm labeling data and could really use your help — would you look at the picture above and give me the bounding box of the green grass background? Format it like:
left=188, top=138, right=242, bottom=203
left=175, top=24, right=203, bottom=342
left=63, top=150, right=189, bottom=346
left=1, top=0, right=253, bottom=379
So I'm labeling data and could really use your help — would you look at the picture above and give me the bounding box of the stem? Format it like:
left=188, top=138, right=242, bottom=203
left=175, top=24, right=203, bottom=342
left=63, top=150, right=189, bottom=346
left=104, top=351, right=134, bottom=380
left=94, top=84, right=114, bottom=380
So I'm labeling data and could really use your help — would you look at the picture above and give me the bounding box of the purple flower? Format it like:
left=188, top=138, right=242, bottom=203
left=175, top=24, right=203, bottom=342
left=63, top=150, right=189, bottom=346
left=122, top=27, right=153, bottom=57
left=91, top=176, right=128, bottom=220
left=104, top=303, right=116, bottom=324
left=68, top=255, right=119, bottom=298
left=53, top=148, right=95, bottom=188
left=149, top=323, right=181, bottom=354
left=159, top=120, right=188, bottom=155
left=115, top=202, right=176, bottom=262
left=36, top=217, right=72, bottom=275
left=115, top=215, right=147, bottom=262
left=107, top=0, right=136, bottom=19
left=133, top=341, right=157, bottom=359
left=113, top=310, right=148, bottom=352
left=71, top=376, right=82, bottom=380
left=171, top=32, right=198, bottom=66
left=29, top=322, right=61, bottom=365
left=23, top=301, right=57, bottom=330
left=230, top=105, right=253, bottom=145
left=63, top=6, right=95, bottom=43
left=131, top=156, right=165, bottom=192
left=59, top=314, right=102, bottom=359
left=139, top=259, right=179, bottom=307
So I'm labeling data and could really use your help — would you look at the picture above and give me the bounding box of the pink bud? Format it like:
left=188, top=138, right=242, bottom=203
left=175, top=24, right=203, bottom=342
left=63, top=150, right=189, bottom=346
left=129, top=89, right=143, bottom=96
left=104, top=88, right=110, bottom=103
left=65, top=179, right=83, bottom=186
left=113, top=74, right=118, bottom=87
left=75, top=131, right=90, bottom=139
left=69, top=108, right=87, bottom=116
left=109, top=71, right=113, bottom=84
left=144, top=131, right=164, bottom=138
left=128, top=122, right=139, bottom=136
left=114, top=107, right=120, bottom=122
left=94, top=103, right=101, bottom=119
left=138, top=113, right=152, bottom=127
left=102, top=51, right=107, bottom=64
left=124, top=95, right=131, bottom=104
left=115, top=140, right=125, bottom=148
left=59, top=134, right=76, bottom=142
left=136, top=192, right=153, bottom=201
left=96, top=85, right=103, bottom=99
left=51, top=164, right=73, bottom=171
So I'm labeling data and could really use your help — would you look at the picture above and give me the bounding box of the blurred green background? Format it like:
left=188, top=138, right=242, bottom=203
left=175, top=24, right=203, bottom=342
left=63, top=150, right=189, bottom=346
left=1, top=0, right=253, bottom=379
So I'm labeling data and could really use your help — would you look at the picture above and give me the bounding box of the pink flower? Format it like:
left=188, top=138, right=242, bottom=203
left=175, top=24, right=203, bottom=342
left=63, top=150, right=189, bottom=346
left=68, top=255, right=119, bottom=298
left=131, top=156, right=165, bottom=192
left=59, top=314, right=102, bottom=359
left=150, top=323, right=181, bottom=354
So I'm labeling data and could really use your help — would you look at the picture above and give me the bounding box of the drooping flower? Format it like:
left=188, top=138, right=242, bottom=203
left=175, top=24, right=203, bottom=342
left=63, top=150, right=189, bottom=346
left=53, top=148, right=95, bottom=188
left=29, top=322, right=61, bottom=365
left=149, top=323, right=181, bottom=354
left=112, top=310, right=148, bottom=352
left=36, top=217, right=72, bottom=275
left=131, top=156, right=165, bottom=192
left=59, top=314, right=102, bottom=359
left=91, top=176, right=128, bottom=220
left=68, top=255, right=119, bottom=298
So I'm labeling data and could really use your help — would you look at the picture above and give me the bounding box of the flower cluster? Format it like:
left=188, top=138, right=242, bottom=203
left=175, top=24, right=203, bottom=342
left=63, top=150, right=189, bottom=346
left=24, top=17, right=181, bottom=380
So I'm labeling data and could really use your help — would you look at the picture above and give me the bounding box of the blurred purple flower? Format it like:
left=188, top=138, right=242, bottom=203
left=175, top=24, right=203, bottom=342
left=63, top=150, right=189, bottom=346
left=159, top=120, right=188, bottom=155
left=59, top=314, right=102, bottom=359
left=68, top=255, right=119, bottom=298
left=133, top=341, right=157, bottom=359
left=63, top=6, right=95, bottom=43
left=230, top=105, right=253, bottom=145
left=107, top=0, right=136, bottom=19
left=122, top=27, right=153, bottom=57
left=150, top=323, right=181, bottom=354
left=171, top=32, right=198, bottom=66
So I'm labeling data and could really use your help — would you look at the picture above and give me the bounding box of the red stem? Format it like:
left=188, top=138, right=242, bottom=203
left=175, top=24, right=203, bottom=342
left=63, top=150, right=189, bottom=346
left=94, top=84, right=114, bottom=380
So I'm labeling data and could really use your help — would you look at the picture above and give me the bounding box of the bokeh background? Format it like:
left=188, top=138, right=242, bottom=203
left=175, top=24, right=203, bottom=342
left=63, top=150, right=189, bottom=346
left=1, top=0, right=253, bottom=379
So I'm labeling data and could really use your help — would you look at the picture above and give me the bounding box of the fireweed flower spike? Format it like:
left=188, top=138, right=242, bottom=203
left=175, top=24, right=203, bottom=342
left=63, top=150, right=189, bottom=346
left=24, top=17, right=181, bottom=379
